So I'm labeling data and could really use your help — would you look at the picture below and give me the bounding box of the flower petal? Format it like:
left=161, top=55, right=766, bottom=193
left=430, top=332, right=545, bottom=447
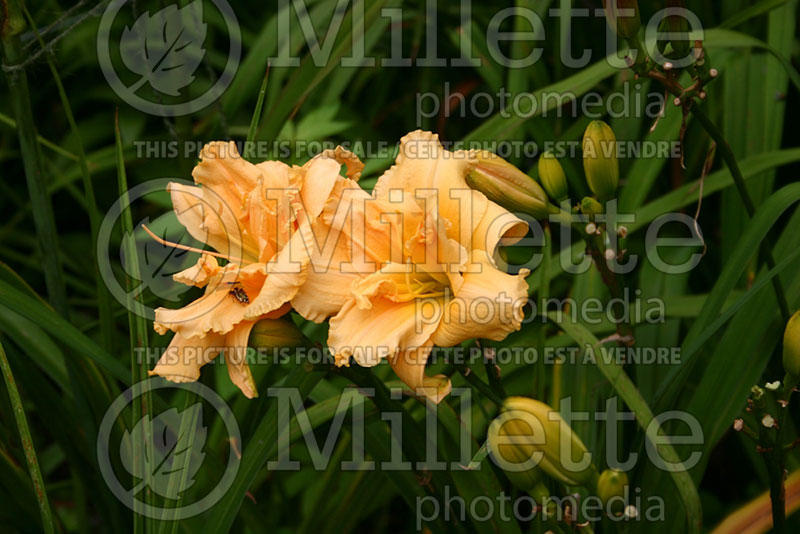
left=328, top=296, right=439, bottom=368
left=390, top=343, right=451, bottom=404
left=154, top=263, right=266, bottom=338
left=373, top=130, right=483, bottom=250
left=471, top=198, right=529, bottom=259
left=431, top=251, right=530, bottom=347
left=168, top=181, right=258, bottom=263
left=244, top=225, right=309, bottom=318
left=172, top=254, right=220, bottom=287
left=223, top=320, right=259, bottom=398
left=149, top=331, right=224, bottom=383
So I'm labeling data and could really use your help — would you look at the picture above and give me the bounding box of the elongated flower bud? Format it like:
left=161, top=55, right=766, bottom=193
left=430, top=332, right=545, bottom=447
left=597, top=469, right=628, bottom=514
left=657, top=0, right=691, bottom=58
left=603, top=0, right=641, bottom=40
left=488, top=421, right=549, bottom=499
left=582, top=121, right=619, bottom=202
left=468, top=151, right=553, bottom=219
left=489, top=396, right=598, bottom=488
left=249, top=317, right=305, bottom=349
left=538, top=151, right=569, bottom=203
left=783, top=311, right=800, bottom=379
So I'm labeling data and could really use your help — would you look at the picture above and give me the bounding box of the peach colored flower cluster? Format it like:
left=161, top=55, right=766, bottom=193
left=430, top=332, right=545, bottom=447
left=150, top=131, right=530, bottom=403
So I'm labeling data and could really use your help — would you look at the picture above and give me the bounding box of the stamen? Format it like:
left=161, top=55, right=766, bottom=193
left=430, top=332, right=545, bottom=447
left=141, top=224, right=248, bottom=264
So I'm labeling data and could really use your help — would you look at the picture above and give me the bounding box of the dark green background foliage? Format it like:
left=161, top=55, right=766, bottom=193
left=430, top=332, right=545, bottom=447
left=0, top=0, right=799, bottom=533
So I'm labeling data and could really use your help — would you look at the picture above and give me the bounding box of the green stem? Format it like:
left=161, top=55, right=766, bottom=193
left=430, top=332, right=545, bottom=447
left=480, top=342, right=507, bottom=399
left=552, top=209, right=634, bottom=343
left=766, top=450, right=787, bottom=534
left=645, top=69, right=791, bottom=322
left=688, top=105, right=791, bottom=321
left=0, top=338, right=55, bottom=534
left=454, top=360, right=504, bottom=408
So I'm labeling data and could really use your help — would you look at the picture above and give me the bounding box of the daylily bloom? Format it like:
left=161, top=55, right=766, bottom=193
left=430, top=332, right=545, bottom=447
left=293, top=131, right=531, bottom=402
left=149, top=142, right=359, bottom=397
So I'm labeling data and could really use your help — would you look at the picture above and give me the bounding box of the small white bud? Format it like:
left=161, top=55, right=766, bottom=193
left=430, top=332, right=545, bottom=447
left=710, top=68, right=718, bottom=78
left=623, top=505, right=639, bottom=519
left=617, top=226, right=628, bottom=238
left=765, top=381, right=781, bottom=391
left=733, top=419, right=744, bottom=432
left=663, top=62, right=673, bottom=71
left=762, top=414, right=776, bottom=428
left=586, top=223, right=597, bottom=234
left=604, top=249, right=616, bottom=262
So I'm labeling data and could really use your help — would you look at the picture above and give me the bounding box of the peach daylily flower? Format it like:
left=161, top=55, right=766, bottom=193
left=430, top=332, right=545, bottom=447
left=150, top=142, right=360, bottom=397
left=293, top=131, right=531, bottom=403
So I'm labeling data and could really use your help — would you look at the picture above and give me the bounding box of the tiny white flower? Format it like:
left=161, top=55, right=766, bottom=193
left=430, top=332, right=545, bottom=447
left=762, top=414, right=776, bottom=428
left=765, top=381, right=781, bottom=391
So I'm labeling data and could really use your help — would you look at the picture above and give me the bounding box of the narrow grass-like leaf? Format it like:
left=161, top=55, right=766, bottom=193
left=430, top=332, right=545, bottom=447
left=0, top=111, right=79, bottom=161
left=201, top=364, right=325, bottom=532
left=546, top=313, right=702, bottom=534
left=0, top=280, right=128, bottom=381
left=719, top=0, right=790, bottom=29
left=115, top=110, right=153, bottom=532
left=24, top=8, right=115, bottom=353
left=244, top=66, right=270, bottom=159
left=0, top=338, right=55, bottom=534
left=1, top=33, right=67, bottom=315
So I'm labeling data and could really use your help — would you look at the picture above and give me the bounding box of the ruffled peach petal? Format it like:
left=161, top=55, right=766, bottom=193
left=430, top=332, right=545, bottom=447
left=349, top=266, right=410, bottom=309
left=471, top=197, right=529, bottom=258
left=246, top=174, right=297, bottom=263
left=168, top=182, right=258, bottom=263
left=292, top=178, right=413, bottom=322
left=373, top=130, right=481, bottom=249
left=192, top=141, right=260, bottom=215
left=154, top=264, right=266, bottom=338
left=328, top=296, right=439, bottom=368
left=405, top=209, right=467, bottom=293
left=172, top=254, right=220, bottom=287
left=431, top=250, right=530, bottom=347
left=149, top=331, right=224, bottom=383
left=291, top=263, right=359, bottom=322
left=300, top=156, right=345, bottom=221
left=244, top=226, right=309, bottom=319
left=222, top=321, right=258, bottom=398
left=313, top=146, right=364, bottom=181
left=390, top=343, right=452, bottom=404
left=254, top=160, right=292, bottom=189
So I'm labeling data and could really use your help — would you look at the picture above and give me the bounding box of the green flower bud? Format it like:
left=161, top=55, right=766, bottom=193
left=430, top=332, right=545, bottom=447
left=538, top=151, right=569, bottom=203
left=489, top=396, right=598, bottom=488
left=603, top=0, right=641, bottom=40
left=582, top=121, right=619, bottom=202
left=580, top=197, right=604, bottom=216
left=468, top=151, right=553, bottom=220
left=657, top=0, right=691, bottom=58
left=783, top=310, right=800, bottom=379
left=248, top=317, right=306, bottom=349
left=597, top=469, right=629, bottom=514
